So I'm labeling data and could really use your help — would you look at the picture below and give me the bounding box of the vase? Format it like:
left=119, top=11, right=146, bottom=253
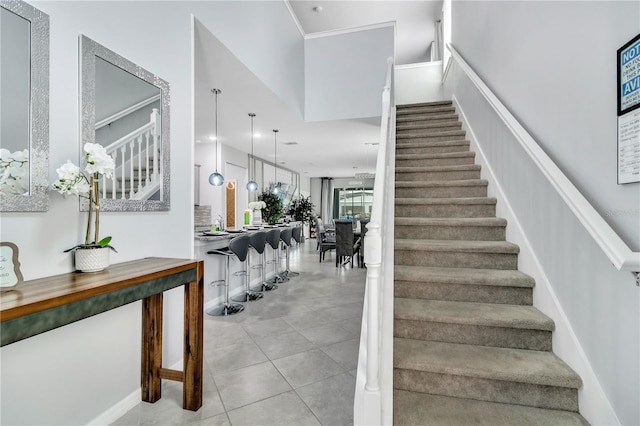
left=252, top=209, right=262, bottom=226
left=75, top=247, right=110, bottom=272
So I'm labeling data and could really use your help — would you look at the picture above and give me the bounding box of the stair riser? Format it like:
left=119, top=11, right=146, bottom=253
left=397, top=132, right=466, bottom=142
left=395, top=224, right=506, bottom=241
left=394, top=319, right=552, bottom=351
left=393, top=370, right=579, bottom=412
left=395, top=250, right=518, bottom=270
left=396, top=170, right=481, bottom=181
left=395, top=203, right=496, bottom=218
left=396, top=156, right=475, bottom=167
left=395, top=185, right=487, bottom=198
left=397, top=122, right=462, bottom=133
left=397, top=107, right=455, bottom=116
left=396, top=144, right=470, bottom=155
left=397, top=113, right=458, bottom=123
left=394, top=281, right=533, bottom=305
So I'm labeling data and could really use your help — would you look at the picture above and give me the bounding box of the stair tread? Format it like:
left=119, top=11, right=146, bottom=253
left=396, top=164, right=481, bottom=172
left=394, top=298, right=555, bottom=330
left=394, top=338, right=582, bottom=388
left=397, top=121, right=461, bottom=130
left=396, top=151, right=475, bottom=160
left=395, top=239, right=520, bottom=254
left=394, top=265, right=535, bottom=288
left=397, top=129, right=465, bottom=139
left=396, top=217, right=507, bottom=227
left=398, top=101, right=453, bottom=109
left=395, top=178, right=487, bottom=188
left=396, top=139, right=469, bottom=147
left=396, top=113, right=458, bottom=123
left=393, top=391, right=589, bottom=426
left=395, top=196, right=497, bottom=205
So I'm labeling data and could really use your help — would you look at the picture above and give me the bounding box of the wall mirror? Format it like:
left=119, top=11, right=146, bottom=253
left=80, top=35, right=170, bottom=212
left=0, top=0, right=49, bottom=211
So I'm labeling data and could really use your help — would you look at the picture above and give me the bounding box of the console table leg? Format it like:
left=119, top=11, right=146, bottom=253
left=141, top=293, right=163, bottom=403
left=182, top=262, right=204, bottom=411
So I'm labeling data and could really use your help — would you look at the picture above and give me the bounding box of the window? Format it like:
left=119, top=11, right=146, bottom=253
left=333, top=187, right=373, bottom=220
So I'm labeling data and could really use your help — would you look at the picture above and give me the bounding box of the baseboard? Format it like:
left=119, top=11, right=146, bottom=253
left=86, top=360, right=185, bottom=424
left=452, top=96, right=620, bottom=426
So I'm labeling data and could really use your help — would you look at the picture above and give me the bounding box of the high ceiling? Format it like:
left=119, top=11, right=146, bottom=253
left=289, top=1, right=443, bottom=65
left=194, top=1, right=442, bottom=179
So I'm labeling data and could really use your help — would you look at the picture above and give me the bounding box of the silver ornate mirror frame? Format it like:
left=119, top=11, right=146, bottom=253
left=0, top=0, right=49, bottom=212
left=79, top=35, right=170, bottom=212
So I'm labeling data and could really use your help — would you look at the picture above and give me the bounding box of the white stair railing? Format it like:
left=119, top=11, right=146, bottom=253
left=354, top=57, right=395, bottom=426
left=102, top=108, right=160, bottom=200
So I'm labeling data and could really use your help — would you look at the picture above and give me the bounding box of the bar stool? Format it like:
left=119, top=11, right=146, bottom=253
left=266, top=228, right=287, bottom=283
left=248, top=231, right=278, bottom=292
left=280, top=228, right=299, bottom=278
left=232, top=234, right=264, bottom=302
left=206, top=234, right=250, bottom=316
left=292, top=226, right=302, bottom=247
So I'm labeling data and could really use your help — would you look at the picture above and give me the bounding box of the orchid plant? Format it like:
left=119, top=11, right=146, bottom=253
left=0, top=149, right=29, bottom=195
left=248, top=201, right=266, bottom=211
left=52, top=143, right=117, bottom=252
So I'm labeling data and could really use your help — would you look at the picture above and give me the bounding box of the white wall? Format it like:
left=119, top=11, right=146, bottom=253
left=305, top=25, right=395, bottom=122
left=395, top=61, right=444, bottom=105
left=0, top=1, right=197, bottom=424
left=192, top=0, right=305, bottom=119
left=452, top=0, right=640, bottom=251
left=448, top=2, right=640, bottom=424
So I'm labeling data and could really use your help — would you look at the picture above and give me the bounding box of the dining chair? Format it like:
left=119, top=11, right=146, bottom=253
left=317, top=220, right=336, bottom=262
left=334, top=220, right=361, bottom=267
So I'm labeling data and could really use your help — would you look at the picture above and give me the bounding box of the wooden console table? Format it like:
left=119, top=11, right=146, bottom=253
left=0, top=257, right=204, bottom=411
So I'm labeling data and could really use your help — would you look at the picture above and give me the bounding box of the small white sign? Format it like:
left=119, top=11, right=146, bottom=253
left=0, top=242, right=23, bottom=289
left=618, top=109, right=640, bottom=184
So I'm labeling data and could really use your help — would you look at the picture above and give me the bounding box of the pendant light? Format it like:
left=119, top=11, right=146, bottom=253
left=272, top=129, right=279, bottom=194
left=246, top=113, right=258, bottom=192
left=209, top=88, right=224, bottom=186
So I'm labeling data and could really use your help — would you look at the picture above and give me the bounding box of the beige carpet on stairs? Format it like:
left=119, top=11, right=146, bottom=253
left=392, top=100, right=589, bottom=425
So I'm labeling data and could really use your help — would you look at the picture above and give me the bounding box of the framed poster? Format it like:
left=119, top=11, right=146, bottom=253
left=618, top=33, right=640, bottom=116
left=618, top=109, right=640, bottom=184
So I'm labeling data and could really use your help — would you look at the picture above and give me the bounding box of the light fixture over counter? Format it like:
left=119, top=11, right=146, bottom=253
left=208, top=88, right=224, bottom=186
left=246, top=113, right=258, bottom=192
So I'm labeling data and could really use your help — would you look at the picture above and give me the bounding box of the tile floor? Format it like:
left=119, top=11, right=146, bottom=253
left=113, top=239, right=366, bottom=426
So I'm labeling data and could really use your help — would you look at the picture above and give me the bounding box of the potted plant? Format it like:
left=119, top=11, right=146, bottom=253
left=258, top=189, right=283, bottom=225
left=52, top=142, right=117, bottom=272
left=288, top=195, right=314, bottom=224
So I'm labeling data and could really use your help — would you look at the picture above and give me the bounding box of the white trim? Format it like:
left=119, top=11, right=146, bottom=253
left=453, top=96, right=620, bottom=426
left=395, top=60, right=442, bottom=70
left=87, top=388, right=139, bottom=425
left=446, top=43, right=640, bottom=274
left=304, top=21, right=396, bottom=40
left=283, top=0, right=305, bottom=37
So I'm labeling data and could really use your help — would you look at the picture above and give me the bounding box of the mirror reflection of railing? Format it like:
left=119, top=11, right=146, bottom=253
left=80, top=35, right=170, bottom=212
left=102, top=109, right=160, bottom=200
left=354, top=57, right=395, bottom=426
left=0, top=0, right=49, bottom=211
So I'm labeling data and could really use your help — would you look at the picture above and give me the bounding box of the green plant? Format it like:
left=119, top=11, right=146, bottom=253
left=289, top=195, right=314, bottom=224
left=258, top=190, right=284, bottom=224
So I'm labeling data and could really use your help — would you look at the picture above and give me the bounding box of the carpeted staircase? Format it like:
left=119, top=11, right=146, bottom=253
left=393, top=101, right=589, bottom=425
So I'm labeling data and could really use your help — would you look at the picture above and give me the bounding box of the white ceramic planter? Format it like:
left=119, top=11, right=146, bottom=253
left=75, top=247, right=110, bottom=272
left=252, top=209, right=263, bottom=226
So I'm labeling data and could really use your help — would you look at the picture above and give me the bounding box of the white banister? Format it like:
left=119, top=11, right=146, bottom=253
left=101, top=109, right=161, bottom=201
left=445, top=43, right=640, bottom=279
left=95, top=94, right=160, bottom=130
left=354, top=56, right=395, bottom=425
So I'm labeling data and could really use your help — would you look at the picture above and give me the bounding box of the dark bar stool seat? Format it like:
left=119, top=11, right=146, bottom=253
left=266, top=228, right=287, bottom=283
left=206, top=234, right=250, bottom=316
left=248, top=231, right=277, bottom=292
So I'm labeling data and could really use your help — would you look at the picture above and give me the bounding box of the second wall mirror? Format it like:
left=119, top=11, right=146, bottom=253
left=80, top=34, right=170, bottom=212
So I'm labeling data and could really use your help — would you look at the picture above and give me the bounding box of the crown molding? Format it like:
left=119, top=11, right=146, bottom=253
left=304, top=21, right=396, bottom=40
left=283, top=0, right=306, bottom=37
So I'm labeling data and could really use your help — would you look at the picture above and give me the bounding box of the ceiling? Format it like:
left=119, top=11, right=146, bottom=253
left=194, top=1, right=442, bottom=179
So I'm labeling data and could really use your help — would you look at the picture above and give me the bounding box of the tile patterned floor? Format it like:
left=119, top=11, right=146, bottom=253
left=113, top=240, right=366, bottom=426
